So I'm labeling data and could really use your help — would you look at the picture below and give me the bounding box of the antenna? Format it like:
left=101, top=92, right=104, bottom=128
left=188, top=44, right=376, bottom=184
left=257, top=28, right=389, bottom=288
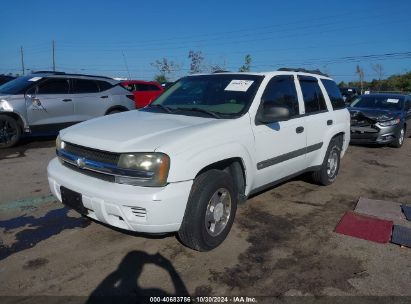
left=52, top=40, right=56, bottom=72
left=20, top=46, right=25, bottom=75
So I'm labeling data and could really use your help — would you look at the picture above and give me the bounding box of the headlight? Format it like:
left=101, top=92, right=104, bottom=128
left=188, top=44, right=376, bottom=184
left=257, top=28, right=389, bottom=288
left=0, top=100, right=13, bottom=112
left=377, top=118, right=400, bottom=127
left=55, top=135, right=65, bottom=151
left=116, top=153, right=170, bottom=187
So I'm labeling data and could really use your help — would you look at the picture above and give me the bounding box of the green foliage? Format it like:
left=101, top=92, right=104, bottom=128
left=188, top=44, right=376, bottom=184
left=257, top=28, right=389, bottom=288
left=150, top=58, right=178, bottom=82
left=346, top=71, right=411, bottom=92
left=239, top=54, right=252, bottom=72
left=154, top=74, right=168, bottom=83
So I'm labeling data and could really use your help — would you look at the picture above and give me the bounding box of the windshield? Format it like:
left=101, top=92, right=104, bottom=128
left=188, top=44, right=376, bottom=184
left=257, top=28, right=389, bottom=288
left=143, top=74, right=263, bottom=117
left=0, top=75, right=39, bottom=95
left=350, top=95, right=404, bottom=110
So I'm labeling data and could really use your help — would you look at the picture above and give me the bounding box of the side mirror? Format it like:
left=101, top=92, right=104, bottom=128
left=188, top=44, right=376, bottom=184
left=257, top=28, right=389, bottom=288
left=257, top=103, right=291, bottom=124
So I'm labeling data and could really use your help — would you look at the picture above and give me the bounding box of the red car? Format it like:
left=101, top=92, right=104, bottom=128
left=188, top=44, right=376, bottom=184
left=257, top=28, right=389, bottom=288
left=121, top=80, right=164, bottom=108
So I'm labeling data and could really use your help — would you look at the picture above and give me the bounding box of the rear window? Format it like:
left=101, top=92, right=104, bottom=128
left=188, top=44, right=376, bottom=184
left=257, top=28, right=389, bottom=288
left=322, top=79, right=346, bottom=110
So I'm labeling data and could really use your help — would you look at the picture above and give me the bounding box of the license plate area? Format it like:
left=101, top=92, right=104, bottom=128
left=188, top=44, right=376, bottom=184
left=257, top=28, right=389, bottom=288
left=60, top=186, right=88, bottom=215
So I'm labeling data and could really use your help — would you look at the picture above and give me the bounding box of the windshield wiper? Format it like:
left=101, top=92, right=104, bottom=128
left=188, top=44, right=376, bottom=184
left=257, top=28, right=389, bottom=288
left=148, top=104, right=173, bottom=113
left=175, top=107, right=222, bottom=119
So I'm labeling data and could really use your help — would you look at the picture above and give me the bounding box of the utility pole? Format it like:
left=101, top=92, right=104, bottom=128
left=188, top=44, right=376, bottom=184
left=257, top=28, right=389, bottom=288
left=122, top=51, right=131, bottom=79
left=52, top=40, right=56, bottom=71
left=20, top=46, right=25, bottom=75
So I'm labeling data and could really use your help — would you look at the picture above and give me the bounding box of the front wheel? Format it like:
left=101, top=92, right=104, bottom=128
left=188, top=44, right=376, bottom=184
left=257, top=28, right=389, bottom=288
left=390, top=126, right=405, bottom=148
left=0, top=115, right=21, bottom=148
left=178, top=169, right=237, bottom=251
left=311, top=138, right=342, bottom=186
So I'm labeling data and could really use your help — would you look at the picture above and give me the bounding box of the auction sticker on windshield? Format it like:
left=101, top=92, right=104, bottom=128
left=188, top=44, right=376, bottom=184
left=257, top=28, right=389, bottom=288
left=387, top=98, right=399, bottom=103
left=224, top=80, right=254, bottom=92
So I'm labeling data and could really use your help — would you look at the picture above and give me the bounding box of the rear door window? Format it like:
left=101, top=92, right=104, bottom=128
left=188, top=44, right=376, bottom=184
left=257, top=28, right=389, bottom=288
left=148, top=84, right=161, bottom=91
left=299, top=76, right=327, bottom=114
left=37, top=78, right=70, bottom=94
left=321, top=79, right=346, bottom=110
left=96, top=80, right=112, bottom=92
left=72, top=79, right=100, bottom=93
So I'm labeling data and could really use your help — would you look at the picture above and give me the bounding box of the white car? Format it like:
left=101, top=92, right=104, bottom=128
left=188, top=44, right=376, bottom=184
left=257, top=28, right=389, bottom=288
left=47, top=69, right=350, bottom=251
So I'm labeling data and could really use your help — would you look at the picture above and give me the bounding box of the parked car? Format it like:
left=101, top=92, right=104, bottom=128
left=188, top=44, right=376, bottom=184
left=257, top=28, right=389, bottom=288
left=348, top=93, right=411, bottom=148
left=0, top=72, right=135, bottom=148
left=48, top=69, right=350, bottom=251
left=340, top=87, right=360, bottom=104
left=121, top=80, right=164, bottom=108
left=0, top=75, right=16, bottom=86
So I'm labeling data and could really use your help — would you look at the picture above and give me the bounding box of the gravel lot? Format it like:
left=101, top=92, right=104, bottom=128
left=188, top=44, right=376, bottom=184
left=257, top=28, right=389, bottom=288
left=0, top=137, right=410, bottom=297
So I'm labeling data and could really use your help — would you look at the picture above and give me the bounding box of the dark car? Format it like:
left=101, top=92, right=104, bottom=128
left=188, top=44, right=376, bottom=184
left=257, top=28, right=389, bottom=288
left=340, top=87, right=360, bottom=104
left=0, top=75, right=16, bottom=86
left=348, top=93, right=411, bottom=148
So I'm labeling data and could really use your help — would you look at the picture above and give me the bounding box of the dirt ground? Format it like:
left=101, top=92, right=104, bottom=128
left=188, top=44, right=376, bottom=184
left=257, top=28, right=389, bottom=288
left=0, top=136, right=410, bottom=299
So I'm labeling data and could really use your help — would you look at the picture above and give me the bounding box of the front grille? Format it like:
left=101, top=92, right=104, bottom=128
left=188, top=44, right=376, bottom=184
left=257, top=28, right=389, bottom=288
left=63, top=162, right=115, bottom=182
left=63, top=142, right=120, bottom=165
left=351, top=119, right=372, bottom=127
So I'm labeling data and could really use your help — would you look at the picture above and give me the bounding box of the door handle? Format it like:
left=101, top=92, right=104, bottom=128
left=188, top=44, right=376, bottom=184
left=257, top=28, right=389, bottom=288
left=100, top=96, right=108, bottom=99
left=62, top=99, right=72, bottom=102
left=296, top=126, right=304, bottom=134
left=327, top=120, right=333, bottom=126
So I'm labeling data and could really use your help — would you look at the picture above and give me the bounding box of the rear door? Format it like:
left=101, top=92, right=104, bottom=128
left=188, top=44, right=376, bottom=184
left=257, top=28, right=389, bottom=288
left=252, top=75, right=307, bottom=188
left=297, top=76, right=333, bottom=166
left=26, top=77, right=75, bottom=130
left=71, top=78, right=110, bottom=120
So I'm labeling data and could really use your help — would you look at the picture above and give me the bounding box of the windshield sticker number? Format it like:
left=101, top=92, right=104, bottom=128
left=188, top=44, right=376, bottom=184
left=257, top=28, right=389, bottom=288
left=386, top=98, right=399, bottom=103
left=28, top=77, right=42, bottom=82
left=225, top=80, right=254, bottom=92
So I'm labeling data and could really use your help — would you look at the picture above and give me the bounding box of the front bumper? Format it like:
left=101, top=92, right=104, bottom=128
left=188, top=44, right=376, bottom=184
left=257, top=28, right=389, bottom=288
left=47, top=157, right=193, bottom=233
left=350, top=124, right=400, bottom=144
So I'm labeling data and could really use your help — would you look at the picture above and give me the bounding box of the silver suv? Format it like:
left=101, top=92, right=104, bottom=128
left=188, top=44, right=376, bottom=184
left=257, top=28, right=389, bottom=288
left=0, top=72, right=136, bottom=148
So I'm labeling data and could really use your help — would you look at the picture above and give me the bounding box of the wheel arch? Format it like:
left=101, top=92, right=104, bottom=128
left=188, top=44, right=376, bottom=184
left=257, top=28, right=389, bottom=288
left=0, top=111, right=25, bottom=132
left=195, top=157, right=247, bottom=203
left=104, top=105, right=129, bottom=115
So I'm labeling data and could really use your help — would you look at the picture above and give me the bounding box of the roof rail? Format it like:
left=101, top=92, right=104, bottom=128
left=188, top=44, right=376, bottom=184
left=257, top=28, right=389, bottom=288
left=32, top=71, right=114, bottom=80
left=32, top=71, right=65, bottom=75
left=212, top=70, right=230, bottom=73
left=278, top=67, right=329, bottom=77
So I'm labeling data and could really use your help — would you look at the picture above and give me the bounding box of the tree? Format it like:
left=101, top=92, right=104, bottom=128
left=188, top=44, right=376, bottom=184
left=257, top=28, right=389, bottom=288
left=188, top=50, right=204, bottom=74
left=338, top=81, right=347, bottom=87
left=355, top=64, right=365, bottom=94
left=151, top=58, right=179, bottom=82
left=239, top=54, right=252, bottom=72
left=371, top=63, right=384, bottom=91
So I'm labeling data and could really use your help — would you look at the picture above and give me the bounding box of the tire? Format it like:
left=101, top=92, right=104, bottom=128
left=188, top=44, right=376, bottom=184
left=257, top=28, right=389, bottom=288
left=0, top=115, right=21, bottom=148
left=390, top=126, right=405, bottom=148
left=311, top=137, right=342, bottom=186
left=178, top=169, right=237, bottom=251
left=107, top=109, right=122, bottom=115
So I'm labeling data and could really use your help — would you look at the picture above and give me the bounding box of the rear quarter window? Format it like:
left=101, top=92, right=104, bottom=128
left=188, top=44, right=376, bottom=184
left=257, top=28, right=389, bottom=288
left=321, top=79, right=346, bottom=110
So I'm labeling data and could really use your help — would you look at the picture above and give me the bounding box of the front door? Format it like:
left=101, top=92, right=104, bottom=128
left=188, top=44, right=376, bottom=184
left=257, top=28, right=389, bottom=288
left=26, top=78, right=75, bottom=133
left=252, top=75, right=307, bottom=188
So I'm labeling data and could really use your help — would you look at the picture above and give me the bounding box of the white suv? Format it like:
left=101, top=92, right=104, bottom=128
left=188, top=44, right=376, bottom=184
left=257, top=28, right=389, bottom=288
left=47, top=69, right=350, bottom=251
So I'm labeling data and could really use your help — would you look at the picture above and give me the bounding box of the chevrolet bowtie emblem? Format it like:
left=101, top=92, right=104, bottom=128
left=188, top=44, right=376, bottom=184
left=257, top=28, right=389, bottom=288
left=76, top=157, right=86, bottom=169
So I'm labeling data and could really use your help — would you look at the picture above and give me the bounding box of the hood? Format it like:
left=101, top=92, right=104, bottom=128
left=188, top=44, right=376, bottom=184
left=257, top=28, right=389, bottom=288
left=348, top=107, right=401, bottom=122
left=60, top=110, right=220, bottom=152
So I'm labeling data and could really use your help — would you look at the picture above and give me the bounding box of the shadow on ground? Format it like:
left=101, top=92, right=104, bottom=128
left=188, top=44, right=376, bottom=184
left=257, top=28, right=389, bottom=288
left=0, top=207, right=90, bottom=260
left=0, top=136, right=56, bottom=160
left=87, top=250, right=188, bottom=301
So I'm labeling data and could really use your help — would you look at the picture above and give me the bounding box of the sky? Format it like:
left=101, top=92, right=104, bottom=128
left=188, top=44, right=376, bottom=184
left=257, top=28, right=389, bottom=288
left=1, top=0, right=410, bottom=83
